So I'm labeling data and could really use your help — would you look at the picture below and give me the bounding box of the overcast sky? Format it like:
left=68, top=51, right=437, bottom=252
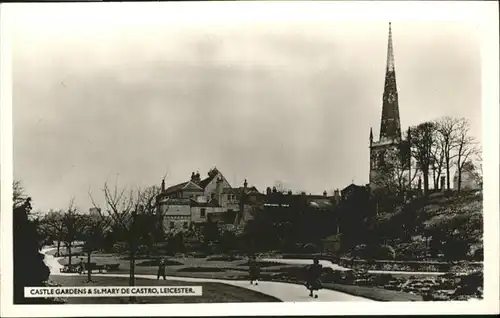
left=11, top=3, right=482, bottom=212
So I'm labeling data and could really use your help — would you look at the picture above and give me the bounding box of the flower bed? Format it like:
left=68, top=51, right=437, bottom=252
left=339, top=258, right=483, bottom=273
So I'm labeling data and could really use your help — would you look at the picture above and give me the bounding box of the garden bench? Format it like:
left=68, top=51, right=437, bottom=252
left=60, top=264, right=80, bottom=273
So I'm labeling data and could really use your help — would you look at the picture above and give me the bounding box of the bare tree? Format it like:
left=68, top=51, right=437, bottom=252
left=435, top=116, right=460, bottom=190
left=454, top=118, right=480, bottom=192
left=13, top=180, right=27, bottom=209
left=273, top=181, right=286, bottom=193
left=39, top=210, right=65, bottom=256
left=80, top=212, right=109, bottom=282
left=410, top=122, right=436, bottom=197
left=138, top=185, right=161, bottom=215
left=89, top=180, right=143, bottom=301
left=431, top=128, right=445, bottom=190
left=371, top=143, right=417, bottom=199
left=136, top=185, right=163, bottom=253
left=61, top=199, right=85, bottom=267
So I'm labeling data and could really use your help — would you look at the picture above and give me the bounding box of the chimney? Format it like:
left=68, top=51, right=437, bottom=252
left=161, top=178, right=165, bottom=192
left=323, top=190, right=327, bottom=197
left=244, top=179, right=248, bottom=190
left=266, top=187, right=272, bottom=196
left=192, top=171, right=201, bottom=184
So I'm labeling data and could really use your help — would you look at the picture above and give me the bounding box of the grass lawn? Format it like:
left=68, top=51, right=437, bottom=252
left=49, top=275, right=280, bottom=304
left=321, top=283, right=423, bottom=302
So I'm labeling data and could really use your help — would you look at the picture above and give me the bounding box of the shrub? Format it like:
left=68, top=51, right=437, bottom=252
left=206, top=255, right=242, bottom=262
left=190, top=251, right=208, bottom=258
left=321, top=268, right=343, bottom=283
left=351, top=244, right=369, bottom=259
left=136, top=259, right=183, bottom=267
left=376, top=245, right=396, bottom=260
left=113, top=242, right=129, bottom=254
left=302, top=243, right=318, bottom=254
left=371, top=273, right=393, bottom=286
left=472, top=248, right=483, bottom=261
left=239, top=261, right=281, bottom=268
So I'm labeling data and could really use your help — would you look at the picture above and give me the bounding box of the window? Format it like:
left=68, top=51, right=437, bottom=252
left=169, top=221, right=174, bottom=229
left=183, top=222, right=188, bottom=229
left=211, top=193, right=215, bottom=200
left=200, top=208, right=206, bottom=218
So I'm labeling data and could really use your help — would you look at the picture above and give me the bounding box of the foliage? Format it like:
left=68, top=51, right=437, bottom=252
left=394, top=240, right=428, bottom=260
left=13, top=195, right=51, bottom=304
left=351, top=244, right=395, bottom=260
left=423, top=199, right=483, bottom=261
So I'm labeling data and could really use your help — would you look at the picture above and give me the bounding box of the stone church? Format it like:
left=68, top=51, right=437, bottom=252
left=369, top=22, right=405, bottom=192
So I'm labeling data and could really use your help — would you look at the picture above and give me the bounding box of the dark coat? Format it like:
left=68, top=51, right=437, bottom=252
left=306, top=264, right=323, bottom=290
left=158, top=261, right=166, bottom=273
left=249, top=260, right=260, bottom=279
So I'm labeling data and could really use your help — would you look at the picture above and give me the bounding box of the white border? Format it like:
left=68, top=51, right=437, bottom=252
left=1, top=1, right=499, bottom=317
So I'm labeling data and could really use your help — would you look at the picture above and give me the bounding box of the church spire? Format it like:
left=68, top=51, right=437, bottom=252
left=379, top=22, right=402, bottom=142
left=386, top=22, right=395, bottom=72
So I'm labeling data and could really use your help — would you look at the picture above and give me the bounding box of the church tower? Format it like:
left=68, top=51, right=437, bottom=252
left=369, top=22, right=403, bottom=190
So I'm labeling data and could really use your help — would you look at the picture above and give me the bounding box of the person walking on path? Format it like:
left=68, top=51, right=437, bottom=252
left=249, top=255, right=260, bottom=285
left=305, top=258, right=323, bottom=298
left=157, top=258, right=166, bottom=280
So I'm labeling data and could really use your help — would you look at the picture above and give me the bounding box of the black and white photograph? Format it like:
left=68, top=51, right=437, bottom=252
left=1, top=1, right=498, bottom=317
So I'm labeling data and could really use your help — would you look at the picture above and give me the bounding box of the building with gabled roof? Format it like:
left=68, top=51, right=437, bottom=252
left=156, top=167, right=260, bottom=232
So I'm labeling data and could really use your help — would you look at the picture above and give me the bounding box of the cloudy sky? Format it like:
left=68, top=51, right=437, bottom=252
left=11, top=3, right=482, bottom=212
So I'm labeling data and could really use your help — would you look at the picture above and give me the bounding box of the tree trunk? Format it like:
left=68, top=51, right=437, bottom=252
left=129, top=239, right=135, bottom=303
left=87, top=250, right=92, bottom=282
left=445, top=158, right=451, bottom=190
left=433, top=168, right=437, bottom=190
left=423, top=169, right=430, bottom=197
left=457, top=167, right=463, bottom=192
left=57, top=240, right=61, bottom=256
left=67, top=242, right=73, bottom=266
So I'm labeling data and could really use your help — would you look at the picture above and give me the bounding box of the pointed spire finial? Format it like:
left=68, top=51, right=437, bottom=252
left=386, top=22, right=395, bottom=72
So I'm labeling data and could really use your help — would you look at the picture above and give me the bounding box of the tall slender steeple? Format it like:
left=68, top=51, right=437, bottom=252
left=379, top=22, right=402, bottom=142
